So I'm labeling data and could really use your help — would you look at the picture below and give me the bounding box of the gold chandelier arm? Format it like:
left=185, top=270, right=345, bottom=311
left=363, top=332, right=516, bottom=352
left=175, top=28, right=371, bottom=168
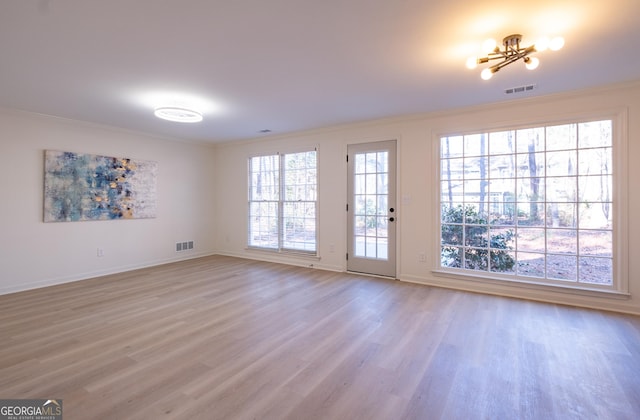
left=487, top=45, right=538, bottom=71
left=468, top=33, right=563, bottom=79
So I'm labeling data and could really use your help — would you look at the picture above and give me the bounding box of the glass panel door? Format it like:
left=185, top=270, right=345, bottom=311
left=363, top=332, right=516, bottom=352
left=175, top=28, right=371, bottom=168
left=347, top=140, right=396, bottom=277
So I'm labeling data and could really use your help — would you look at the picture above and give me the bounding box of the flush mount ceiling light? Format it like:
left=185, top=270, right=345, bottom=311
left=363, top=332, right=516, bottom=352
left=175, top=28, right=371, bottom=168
left=154, top=106, right=203, bottom=123
left=466, top=34, right=564, bottom=80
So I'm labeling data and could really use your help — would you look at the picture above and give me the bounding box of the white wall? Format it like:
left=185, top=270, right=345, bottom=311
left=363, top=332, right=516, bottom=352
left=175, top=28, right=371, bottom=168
left=2, top=82, right=638, bottom=315
left=0, top=109, right=217, bottom=294
left=214, top=81, right=640, bottom=315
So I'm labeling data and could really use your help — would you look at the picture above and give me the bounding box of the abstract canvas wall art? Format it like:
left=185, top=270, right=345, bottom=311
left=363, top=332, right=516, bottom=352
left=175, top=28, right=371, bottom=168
left=44, top=150, right=158, bottom=222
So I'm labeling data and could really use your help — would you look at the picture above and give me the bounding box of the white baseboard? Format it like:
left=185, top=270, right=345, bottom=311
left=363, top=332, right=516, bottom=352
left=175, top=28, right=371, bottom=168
left=398, top=273, right=639, bottom=316
left=215, top=250, right=344, bottom=273
left=0, top=252, right=216, bottom=296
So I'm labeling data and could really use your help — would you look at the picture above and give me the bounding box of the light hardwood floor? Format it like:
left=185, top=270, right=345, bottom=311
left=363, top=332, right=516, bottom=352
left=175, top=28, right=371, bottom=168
left=1, top=255, right=639, bottom=419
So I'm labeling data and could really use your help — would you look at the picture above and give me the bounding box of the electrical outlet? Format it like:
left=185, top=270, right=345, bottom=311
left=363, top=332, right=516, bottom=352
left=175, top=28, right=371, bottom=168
left=97, top=248, right=104, bottom=257
left=419, top=253, right=426, bottom=263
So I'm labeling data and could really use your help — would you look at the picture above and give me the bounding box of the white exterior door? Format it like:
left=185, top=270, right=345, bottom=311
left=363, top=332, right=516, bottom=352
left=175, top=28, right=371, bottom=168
left=347, top=140, right=397, bottom=277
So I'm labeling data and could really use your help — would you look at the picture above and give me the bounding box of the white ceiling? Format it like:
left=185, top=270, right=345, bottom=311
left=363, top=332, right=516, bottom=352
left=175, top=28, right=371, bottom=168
left=1, top=0, right=639, bottom=143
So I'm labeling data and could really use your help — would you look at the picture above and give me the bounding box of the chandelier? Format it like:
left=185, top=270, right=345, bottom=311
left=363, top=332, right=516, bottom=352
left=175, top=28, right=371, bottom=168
left=466, top=34, right=564, bottom=80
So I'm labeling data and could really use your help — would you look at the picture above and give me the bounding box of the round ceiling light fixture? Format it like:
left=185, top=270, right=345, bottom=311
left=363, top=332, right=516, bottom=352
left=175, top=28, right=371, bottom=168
left=154, top=106, right=203, bottom=123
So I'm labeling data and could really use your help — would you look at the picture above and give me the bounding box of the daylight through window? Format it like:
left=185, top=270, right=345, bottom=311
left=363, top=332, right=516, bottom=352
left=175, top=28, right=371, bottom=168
left=439, top=120, right=614, bottom=288
left=248, top=150, right=317, bottom=253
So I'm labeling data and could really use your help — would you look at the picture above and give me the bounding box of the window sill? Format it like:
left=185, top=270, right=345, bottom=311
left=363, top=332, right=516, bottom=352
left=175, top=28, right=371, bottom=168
left=431, top=269, right=630, bottom=300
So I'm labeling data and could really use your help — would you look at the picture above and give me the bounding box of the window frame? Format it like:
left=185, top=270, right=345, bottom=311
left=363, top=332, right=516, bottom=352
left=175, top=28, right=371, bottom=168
left=432, top=109, right=629, bottom=296
left=247, top=147, right=319, bottom=256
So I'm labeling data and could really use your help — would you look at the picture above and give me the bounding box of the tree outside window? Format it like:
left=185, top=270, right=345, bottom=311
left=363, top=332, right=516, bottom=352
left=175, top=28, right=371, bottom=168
left=440, top=120, right=613, bottom=286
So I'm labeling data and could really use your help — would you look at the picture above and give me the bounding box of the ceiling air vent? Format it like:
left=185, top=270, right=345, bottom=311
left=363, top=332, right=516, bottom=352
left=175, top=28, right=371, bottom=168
left=504, top=84, right=536, bottom=95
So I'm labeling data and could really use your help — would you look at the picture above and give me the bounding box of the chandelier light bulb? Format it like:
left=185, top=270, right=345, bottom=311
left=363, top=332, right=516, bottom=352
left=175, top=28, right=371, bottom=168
left=535, top=37, right=550, bottom=52
left=481, top=68, right=493, bottom=80
left=482, top=38, right=497, bottom=53
left=549, top=36, right=565, bottom=51
left=466, top=56, right=479, bottom=69
left=525, top=56, right=539, bottom=70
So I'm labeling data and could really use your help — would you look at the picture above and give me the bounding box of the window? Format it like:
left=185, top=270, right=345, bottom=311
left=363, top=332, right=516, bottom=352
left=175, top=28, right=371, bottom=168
left=248, top=149, right=317, bottom=253
left=439, top=119, right=621, bottom=290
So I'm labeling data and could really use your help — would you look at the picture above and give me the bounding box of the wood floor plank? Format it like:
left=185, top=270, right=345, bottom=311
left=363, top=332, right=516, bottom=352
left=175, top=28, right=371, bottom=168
left=1, top=255, right=639, bottom=419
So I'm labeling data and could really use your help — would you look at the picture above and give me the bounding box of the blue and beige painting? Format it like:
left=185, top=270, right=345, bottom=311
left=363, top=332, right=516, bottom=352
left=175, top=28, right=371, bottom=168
left=44, top=150, right=158, bottom=222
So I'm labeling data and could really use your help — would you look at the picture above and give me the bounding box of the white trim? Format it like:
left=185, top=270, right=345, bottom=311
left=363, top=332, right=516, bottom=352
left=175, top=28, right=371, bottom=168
left=220, top=250, right=340, bottom=272
left=398, top=273, right=639, bottom=316
left=613, top=109, right=629, bottom=293
left=346, top=270, right=398, bottom=280
left=431, top=269, right=628, bottom=297
left=245, top=246, right=321, bottom=260
left=0, top=252, right=216, bottom=297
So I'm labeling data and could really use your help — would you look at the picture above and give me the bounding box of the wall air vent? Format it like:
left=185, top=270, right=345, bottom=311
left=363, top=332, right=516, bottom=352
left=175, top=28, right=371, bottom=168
left=504, top=84, right=536, bottom=95
left=176, top=241, right=194, bottom=252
